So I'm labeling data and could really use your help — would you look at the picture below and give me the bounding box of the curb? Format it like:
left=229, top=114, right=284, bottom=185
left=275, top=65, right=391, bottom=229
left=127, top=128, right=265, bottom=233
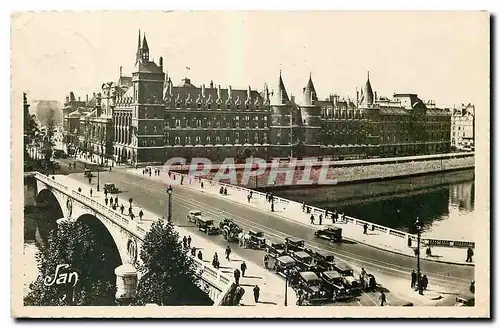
left=129, top=169, right=475, bottom=267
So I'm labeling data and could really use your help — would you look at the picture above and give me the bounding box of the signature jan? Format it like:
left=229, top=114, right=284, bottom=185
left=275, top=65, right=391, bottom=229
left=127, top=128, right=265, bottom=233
left=44, top=264, right=79, bottom=287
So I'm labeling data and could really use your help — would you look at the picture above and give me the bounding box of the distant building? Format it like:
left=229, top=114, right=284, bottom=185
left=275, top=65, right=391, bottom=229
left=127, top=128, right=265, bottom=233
left=62, top=92, right=94, bottom=148
left=451, top=103, right=475, bottom=151
left=63, top=31, right=454, bottom=165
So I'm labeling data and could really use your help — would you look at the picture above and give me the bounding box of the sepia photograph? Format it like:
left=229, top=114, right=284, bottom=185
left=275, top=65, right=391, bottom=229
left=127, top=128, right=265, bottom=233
left=10, top=10, right=490, bottom=318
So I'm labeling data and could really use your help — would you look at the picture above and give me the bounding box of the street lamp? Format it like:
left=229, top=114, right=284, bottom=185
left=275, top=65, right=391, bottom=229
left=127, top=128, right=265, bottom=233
left=166, top=185, right=173, bottom=223
left=284, top=269, right=289, bottom=306
left=415, top=217, right=423, bottom=295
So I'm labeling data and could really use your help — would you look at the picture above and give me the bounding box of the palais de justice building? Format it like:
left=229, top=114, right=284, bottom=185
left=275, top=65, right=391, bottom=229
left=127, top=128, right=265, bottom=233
left=63, top=32, right=451, bottom=165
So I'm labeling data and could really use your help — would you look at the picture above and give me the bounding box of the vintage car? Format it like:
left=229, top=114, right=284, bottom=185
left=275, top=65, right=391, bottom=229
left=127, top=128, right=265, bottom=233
left=291, top=251, right=316, bottom=271
left=187, top=210, right=202, bottom=223
left=104, top=183, right=118, bottom=194
left=196, top=217, right=220, bottom=235
left=313, top=250, right=335, bottom=272
left=319, top=271, right=350, bottom=300
left=333, top=261, right=362, bottom=293
left=222, top=223, right=242, bottom=243
left=298, top=271, right=326, bottom=300
left=272, top=255, right=297, bottom=278
left=285, top=237, right=306, bottom=252
left=84, top=168, right=92, bottom=178
left=247, top=230, right=266, bottom=250
left=266, top=242, right=287, bottom=257
left=455, top=292, right=475, bottom=307
left=314, top=226, right=342, bottom=242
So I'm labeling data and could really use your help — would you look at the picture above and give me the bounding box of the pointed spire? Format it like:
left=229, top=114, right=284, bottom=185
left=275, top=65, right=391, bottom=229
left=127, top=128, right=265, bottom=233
left=135, top=29, right=141, bottom=65
left=272, top=71, right=290, bottom=105
left=362, top=70, right=374, bottom=107
left=141, top=33, right=149, bottom=51
left=302, top=73, right=317, bottom=106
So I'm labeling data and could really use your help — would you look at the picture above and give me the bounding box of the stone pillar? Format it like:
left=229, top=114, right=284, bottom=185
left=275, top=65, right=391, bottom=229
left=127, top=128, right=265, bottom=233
left=114, top=263, right=138, bottom=303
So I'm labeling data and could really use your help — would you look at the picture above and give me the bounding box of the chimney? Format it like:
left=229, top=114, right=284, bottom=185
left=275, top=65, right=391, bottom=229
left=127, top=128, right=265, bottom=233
left=228, top=86, right=232, bottom=99
left=201, top=84, right=206, bottom=98
left=86, top=94, right=89, bottom=105
left=210, top=80, right=214, bottom=88
left=374, top=91, right=377, bottom=101
left=159, top=57, right=163, bottom=70
left=78, top=97, right=81, bottom=101
left=120, top=66, right=122, bottom=77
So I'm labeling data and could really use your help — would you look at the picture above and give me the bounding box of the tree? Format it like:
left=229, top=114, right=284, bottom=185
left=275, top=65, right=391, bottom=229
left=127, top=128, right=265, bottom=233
left=133, top=220, right=212, bottom=305
left=24, top=220, right=117, bottom=306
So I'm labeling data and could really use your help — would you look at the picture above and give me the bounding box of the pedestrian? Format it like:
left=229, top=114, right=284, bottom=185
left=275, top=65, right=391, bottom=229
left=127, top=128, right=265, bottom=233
left=78, top=187, right=82, bottom=193
left=90, top=188, right=93, bottom=197
left=310, top=214, right=315, bottom=225
left=105, top=197, right=108, bottom=206
left=234, top=268, right=241, bottom=285
left=142, top=169, right=145, bottom=175
left=407, top=236, right=412, bottom=247
left=319, top=214, right=323, bottom=225
left=271, top=202, right=274, bottom=212
left=247, top=194, right=251, bottom=203
left=263, top=254, right=269, bottom=269
left=109, top=166, right=112, bottom=172
left=120, top=204, right=124, bottom=214
left=253, top=285, right=260, bottom=303
left=88, top=176, right=91, bottom=184
left=466, top=247, right=474, bottom=262
left=411, top=270, right=416, bottom=289
left=201, top=181, right=204, bottom=189
left=115, top=196, right=118, bottom=205
left=426, top=246, right=432, bottom=257
left=187, top=235, right=192, bottom=248
left=421, top=275, right=428, bottom=290
left=191, top=247, right=196, bottom=257
left=149, top=170, right=151, bottom=177
left=104, top=190, right=108, bottom=198
left=250, top=190, right=253, bottom=198
left=240, top=261, right=247, bottom=277
left=469, top=281, right=475, bottom=294
left=128, top=206, right=132, bottom=215
left=130, top=212, right=135, bottom=221
left=139, top=209, right=144, bottom=220
left=224, top=187, right=228, bottom=195
left=225, top=246, right=232, bottom=261
left=198, top=250, right=203, bottom=261
left=363, top=223, right=368, bottom=235
left=379, top=290, right=386, bottom=306
left=183, top=236, right=188, bottom=248
left=302, top=201, right=306, bottom=212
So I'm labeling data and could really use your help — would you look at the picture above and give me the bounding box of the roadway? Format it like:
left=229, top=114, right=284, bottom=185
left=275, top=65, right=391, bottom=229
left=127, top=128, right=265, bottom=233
left=55, top=160, right=474, bottom=305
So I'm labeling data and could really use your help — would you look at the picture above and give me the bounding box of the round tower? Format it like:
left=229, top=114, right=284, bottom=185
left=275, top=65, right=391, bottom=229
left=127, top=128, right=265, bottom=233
left=269, top=71, right=296, bottom=158
left=299, top=74, right=322, bottom=156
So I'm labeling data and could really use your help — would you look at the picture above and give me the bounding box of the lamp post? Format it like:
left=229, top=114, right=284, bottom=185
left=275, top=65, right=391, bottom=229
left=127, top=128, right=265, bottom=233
left=415, top=217, right=423, bottom=295
left=284, top=269, right=288, bottom=306
left=166, top=185, right=173, bottom=223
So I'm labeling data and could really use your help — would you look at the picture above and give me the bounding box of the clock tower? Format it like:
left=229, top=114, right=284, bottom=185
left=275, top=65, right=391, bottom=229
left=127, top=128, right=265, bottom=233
left=130, top=31, right=165, bottom=165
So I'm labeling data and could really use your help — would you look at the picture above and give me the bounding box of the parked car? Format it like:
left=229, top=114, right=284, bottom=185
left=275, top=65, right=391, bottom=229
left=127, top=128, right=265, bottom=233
left=272, top=255, right=297, bottom=278
left=187, top=210, right=202, bottom=223
left=285, top=237, right=306, bottom=252
left=313, top=250, right=336, bottom=272
left=104, top=183, right=118, bottom=194
left=291, top=251, right=316, bottom=271
left=320, top=271, right=350, bottom=300
left=196, top=217, right=219, bottom=235
left=298, top=271, right=326, bottom=300
left=266, top=242, right=287, bottom=257
left=455, top=292, right=475, bottom=307
left=314, top=226, right=342, bottom=242
left=84, top=168, right=92, bottom=178
left=247, top=230, right=266, bottom=249
left=333, top=261, right=362, bottom=293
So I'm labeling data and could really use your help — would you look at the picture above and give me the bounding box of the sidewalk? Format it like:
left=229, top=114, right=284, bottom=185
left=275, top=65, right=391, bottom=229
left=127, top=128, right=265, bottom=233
left=56, top=174, right=297, bottom=307
left=127, top=168, right=474, bottom=266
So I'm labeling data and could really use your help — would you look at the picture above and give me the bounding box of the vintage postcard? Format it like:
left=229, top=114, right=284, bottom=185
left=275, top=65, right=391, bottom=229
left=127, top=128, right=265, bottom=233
left=11, top=11, right=490, bottom=318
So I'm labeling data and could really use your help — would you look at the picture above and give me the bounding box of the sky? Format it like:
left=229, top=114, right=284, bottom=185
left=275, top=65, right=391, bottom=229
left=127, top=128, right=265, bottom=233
left=11, top=11, right=489, bottom=109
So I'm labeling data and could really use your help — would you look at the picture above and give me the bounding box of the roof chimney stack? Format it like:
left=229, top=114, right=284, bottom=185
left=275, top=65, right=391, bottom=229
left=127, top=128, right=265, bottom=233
left=120, top=66, right=122, bottom=77
left=159, top=57, right=163, bottom=71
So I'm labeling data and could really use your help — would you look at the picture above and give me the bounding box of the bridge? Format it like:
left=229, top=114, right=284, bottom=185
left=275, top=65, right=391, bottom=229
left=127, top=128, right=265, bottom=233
left=32, top=172, right=233, bottom=306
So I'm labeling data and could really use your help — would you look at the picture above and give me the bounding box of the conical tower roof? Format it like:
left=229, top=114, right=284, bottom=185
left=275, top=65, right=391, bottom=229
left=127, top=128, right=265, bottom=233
left=272, top=71, right=290, bottom=105
left=302, top=73, right=318, bottom=106
left=362, top=71, right=374, bottom=106
left=135, top=30, right=141, bottom=65
left=141, top=34, right=149, bottom=51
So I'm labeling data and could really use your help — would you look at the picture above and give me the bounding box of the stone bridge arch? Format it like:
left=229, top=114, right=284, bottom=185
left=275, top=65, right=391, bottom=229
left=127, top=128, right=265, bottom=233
left=34, top=188, right=64, bottom=248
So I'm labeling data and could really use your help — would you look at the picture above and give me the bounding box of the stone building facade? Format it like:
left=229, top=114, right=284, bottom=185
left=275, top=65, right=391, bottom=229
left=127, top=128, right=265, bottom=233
left=63, top=31, right=452, bottom=165
left=451, top=103, right=475, bottom=151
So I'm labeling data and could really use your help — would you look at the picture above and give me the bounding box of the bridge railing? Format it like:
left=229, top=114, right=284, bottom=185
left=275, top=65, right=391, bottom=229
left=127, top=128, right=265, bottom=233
left=165, top=171, right=475, bottom=249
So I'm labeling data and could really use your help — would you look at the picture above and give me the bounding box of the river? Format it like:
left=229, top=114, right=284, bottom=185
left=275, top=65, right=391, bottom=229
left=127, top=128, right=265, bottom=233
left=272, top=169, right=475, bottom=241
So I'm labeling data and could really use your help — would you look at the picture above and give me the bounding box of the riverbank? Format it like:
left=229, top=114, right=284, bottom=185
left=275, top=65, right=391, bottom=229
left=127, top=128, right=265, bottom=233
left=172, top=152, right=474, bottom=189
